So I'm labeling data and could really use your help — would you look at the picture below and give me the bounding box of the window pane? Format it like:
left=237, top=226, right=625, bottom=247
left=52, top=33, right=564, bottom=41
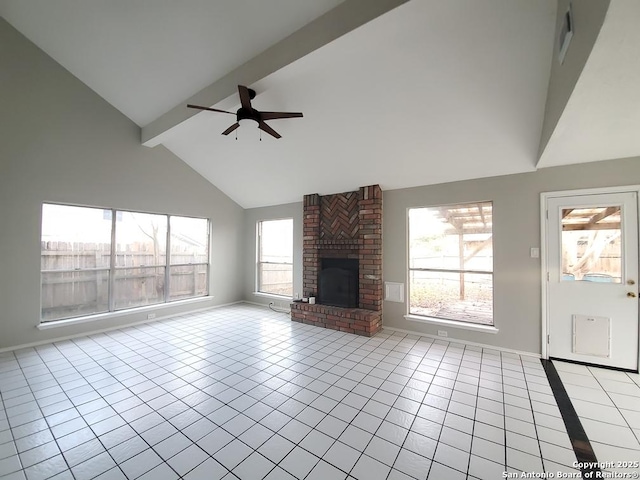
left=410, top=271, right=493, bottom=325
left=169, top=265, right=208, bottom=301
left=409, top=203, right=492, bottom=272
left=409, top=202, right=493, bottom=325
left=41, top=204, right=112, bottom=270
left=41, top=270, right=109, bottom=321
left=259, top=263, right=293, bottom=296
left=260, top=219, right=293, bottom=263
left=561, top=206, right=622, bottom=283
left=113, top=267, right=165, bottom=309
left=115, top=212, right=167, bottom=267
left=170, top=216, right=209, bottom=264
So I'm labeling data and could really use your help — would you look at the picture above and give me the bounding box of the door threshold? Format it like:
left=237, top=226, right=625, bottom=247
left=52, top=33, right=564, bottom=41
left=549, top=356, right=638, bottom=374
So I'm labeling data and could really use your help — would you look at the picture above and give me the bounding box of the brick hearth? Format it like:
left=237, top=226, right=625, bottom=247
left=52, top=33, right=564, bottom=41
left=291, top=185, right=382, bottom=336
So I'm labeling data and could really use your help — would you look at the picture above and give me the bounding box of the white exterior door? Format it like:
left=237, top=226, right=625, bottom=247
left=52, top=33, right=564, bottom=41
left=546, top=191, right=639, bottom=370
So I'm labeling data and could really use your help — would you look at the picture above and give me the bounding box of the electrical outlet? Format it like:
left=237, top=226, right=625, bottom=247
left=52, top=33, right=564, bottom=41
left=437, top=330, right=448, bottom=337
left=295, top=292, right=299, bottom=300
left=147, top=313, right=156, bottom=320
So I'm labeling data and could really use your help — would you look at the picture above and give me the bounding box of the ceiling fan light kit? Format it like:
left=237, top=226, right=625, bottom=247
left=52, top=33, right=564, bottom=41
left=187, top=85, right=303, bottom=139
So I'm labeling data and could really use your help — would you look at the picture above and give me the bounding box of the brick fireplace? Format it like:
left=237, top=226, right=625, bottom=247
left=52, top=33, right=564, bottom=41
left=290, top=185, right=382, bottom=336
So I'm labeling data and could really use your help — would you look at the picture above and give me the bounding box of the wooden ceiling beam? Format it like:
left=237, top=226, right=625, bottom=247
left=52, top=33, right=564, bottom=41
left=562, top=222, right=621, bottom=231
left=477, top=203, right=486, bottom=226
left=587, top=206, right=619, bottom=226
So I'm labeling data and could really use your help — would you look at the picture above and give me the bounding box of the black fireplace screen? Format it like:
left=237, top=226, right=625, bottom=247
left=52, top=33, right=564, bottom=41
left=318, top=258, right=359, bottom=308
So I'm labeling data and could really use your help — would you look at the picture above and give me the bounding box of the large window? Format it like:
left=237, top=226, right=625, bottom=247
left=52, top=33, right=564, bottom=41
left=409, top=202, right=493, bottom=325
left=41, top=204, right=209, bottom=322
left=257, top=219, right=293, bottom=297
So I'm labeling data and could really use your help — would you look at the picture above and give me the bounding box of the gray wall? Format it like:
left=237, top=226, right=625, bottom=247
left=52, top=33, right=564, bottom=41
left=3, top=13, right=639, bottom=356
left=239, top=159, right=640, bottom=355
left=383, top=157, right=640, bottom=354
left=538, top=0, right=610, bottom=159
left=242, top=203, right=303, bottom=308
left=0, top=19, right=245, bottom=349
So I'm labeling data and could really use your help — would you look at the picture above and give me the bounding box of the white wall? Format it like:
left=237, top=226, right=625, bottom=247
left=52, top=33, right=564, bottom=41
left=538, top=0, right=610, bottom=159
left=0, top=19, right=245, bottom=349
left=383, top=157, right=640, bottom=355
left=242, top=203, right=303, bottom=307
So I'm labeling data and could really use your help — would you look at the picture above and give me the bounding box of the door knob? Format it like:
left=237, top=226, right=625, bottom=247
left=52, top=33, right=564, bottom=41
left=627, top=292, right=637, bottom=298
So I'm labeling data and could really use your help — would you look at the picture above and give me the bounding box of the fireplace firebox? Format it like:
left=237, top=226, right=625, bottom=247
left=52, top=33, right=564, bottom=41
left=318, top=258, right=359, bottom=308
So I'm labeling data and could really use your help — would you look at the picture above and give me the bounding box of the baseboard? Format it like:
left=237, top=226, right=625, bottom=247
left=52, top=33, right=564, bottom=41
left=1, top=303, right=539, bottom=359
left=549, top=356, right=638, bottom=374
left=0, top=301, right=244, bottom=354
left=242, top=300, right=270, bottom=307
left=382, top=325, right=541, bottom=359
left=242, top=300, right=291, bottom=314
left=242, top=303, right=538, bottom=357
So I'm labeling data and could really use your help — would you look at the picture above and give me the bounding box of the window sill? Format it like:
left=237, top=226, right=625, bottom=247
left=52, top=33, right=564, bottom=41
left=38, top=296, right=213, bottom=330
left=404, top=314, right=499, bottom=334
left=253, top=292, right=293, bottom=301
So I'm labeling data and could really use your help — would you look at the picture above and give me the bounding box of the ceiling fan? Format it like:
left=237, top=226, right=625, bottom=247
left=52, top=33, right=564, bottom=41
left=187, top=85, right=303, bottom=139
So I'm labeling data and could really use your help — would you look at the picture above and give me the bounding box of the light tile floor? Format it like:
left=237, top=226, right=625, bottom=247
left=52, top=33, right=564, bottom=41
left=0, top=304, right=626, bottom=480
left=554, top=360, right=640, bottom=476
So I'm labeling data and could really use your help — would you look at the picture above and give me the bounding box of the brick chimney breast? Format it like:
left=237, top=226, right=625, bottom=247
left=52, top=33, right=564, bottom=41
left=291, top=185, right=382, bottom=336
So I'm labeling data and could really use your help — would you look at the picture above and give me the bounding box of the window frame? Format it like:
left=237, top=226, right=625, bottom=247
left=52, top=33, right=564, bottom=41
left=407, top=201, right=494, bottom=327
left=40, top=202, right=210, bottom=322
left=256, top=218, right=294, bottom=298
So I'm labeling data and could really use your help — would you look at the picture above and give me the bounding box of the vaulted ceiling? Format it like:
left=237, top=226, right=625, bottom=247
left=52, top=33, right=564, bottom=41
left=2, top=0, right=639, bottom=208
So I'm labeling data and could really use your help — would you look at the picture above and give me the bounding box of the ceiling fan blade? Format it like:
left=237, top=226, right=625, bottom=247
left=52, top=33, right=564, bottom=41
left=258, top=121, right=281, bottom=139
left=260, top=112, right=304, bottom=120
left=238, top=85, right=253, bottom=110
left=221, top=123, right=240, bottom=135
left=187, top=104, right=235, bottom=115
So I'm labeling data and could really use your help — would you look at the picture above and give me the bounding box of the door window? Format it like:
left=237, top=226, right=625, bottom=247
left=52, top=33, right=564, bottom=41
left=560, top=206, right=622, bottom=283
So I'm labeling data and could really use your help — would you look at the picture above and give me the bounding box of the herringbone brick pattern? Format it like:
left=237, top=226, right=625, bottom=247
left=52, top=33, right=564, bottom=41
left=302, top=185, right=382, bottom=334
left=320, top=192, right=359, bottom=240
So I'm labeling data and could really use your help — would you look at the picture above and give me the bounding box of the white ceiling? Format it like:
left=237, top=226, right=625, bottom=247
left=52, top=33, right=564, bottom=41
left=4, top=0, right=638, bottom=208
left=538, top=0, right=640, bottom=168
left=0, top=0, right=345, bottom=126
left=162, top=0, right=556, bottom=207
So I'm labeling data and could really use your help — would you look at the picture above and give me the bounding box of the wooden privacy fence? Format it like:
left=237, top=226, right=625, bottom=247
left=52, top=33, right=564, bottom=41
left=259, top=263, right=293, bottom=296
left=41, top=242, right=207, bottom=320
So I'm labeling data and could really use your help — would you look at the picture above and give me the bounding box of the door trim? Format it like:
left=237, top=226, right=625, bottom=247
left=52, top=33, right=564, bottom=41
left=541, top=185, right=640, bottom=363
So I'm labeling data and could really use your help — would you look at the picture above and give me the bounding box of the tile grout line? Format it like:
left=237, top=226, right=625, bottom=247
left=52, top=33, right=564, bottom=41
left=337, top=334, right=416, bottom=480
left=230, top=313, right=387, bottom=478
left=2, top=318, right=501, bottom=479
left=17, top=311, right=253, bottom=479
left=587, top=366, right=640, bottom=452
left=0, top=386, right=20, bottom=475
left=382, top=336, right=449, bottom=480
left=1, top=306, right=598, bottom=480
left=30, top=338, right=161, bottom=479
left=501, top=351, right=508, bottom=476
left=7, top=349, right=78, bottom=479
left=54, top=327, right=215, bottom=478
left=46, top=336, right=190, bottom=479
left=301, top=330, right=430, bottom=479
left=520, top=354, right=546, bottom=472
left=423, top=341, right=462, bottom=479
left=464, top=344, right=480, bottom=478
